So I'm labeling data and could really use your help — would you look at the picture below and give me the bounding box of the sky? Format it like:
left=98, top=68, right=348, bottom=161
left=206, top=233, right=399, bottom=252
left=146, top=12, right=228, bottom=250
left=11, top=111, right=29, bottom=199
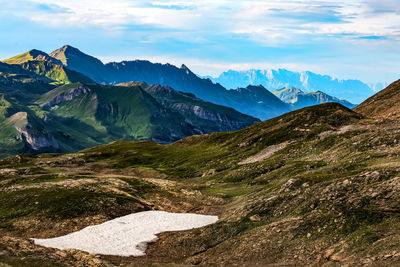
left=0, top=0, right=399, bottom=84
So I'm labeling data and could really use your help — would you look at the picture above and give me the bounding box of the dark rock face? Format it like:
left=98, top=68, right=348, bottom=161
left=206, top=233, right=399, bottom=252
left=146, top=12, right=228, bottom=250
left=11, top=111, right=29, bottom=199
left=9, top=112, right=59, bottom=152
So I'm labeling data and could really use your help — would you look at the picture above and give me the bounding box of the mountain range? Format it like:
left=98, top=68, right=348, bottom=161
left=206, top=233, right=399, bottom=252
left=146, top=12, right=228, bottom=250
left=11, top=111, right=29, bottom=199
left=207, top=69, right=375, bottom=104
left=0, top=45, right=368, bottom=158
left=4, top=45, right=359, bottom=124
left=47, top=45, right=360, bottom=119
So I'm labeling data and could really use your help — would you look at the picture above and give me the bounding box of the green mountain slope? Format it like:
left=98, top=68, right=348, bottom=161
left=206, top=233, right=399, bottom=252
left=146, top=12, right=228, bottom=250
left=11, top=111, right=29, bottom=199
left=0, top=62, right=55, bottom=98
left=2, top=101, right=400, bottom=266
left=2, top=49, right=61, bottom=65
left=0, top=75, right=258, bottom=158
left=118, top=81, right=259, bottom=133
left=2, top=50, right=93, bottom=84
left=38, top=83, right=195, bottom=143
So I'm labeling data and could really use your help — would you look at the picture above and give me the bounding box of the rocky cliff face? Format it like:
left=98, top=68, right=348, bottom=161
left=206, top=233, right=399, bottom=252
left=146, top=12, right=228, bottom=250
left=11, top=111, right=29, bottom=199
left=191, top=105, right=244, bottom=130
left=7, top=112, right=59, bottom=152
left=41, top=85, right=91, bottom=108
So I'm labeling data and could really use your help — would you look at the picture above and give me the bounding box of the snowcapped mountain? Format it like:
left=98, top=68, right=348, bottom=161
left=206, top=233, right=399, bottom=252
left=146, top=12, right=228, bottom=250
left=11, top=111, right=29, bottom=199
left=208, top=69, right=375, bottom=104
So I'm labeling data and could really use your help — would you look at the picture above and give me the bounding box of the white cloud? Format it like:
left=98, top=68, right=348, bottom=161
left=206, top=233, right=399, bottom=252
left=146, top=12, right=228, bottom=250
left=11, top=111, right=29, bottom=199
left=5, top=0, right=400, bottom=42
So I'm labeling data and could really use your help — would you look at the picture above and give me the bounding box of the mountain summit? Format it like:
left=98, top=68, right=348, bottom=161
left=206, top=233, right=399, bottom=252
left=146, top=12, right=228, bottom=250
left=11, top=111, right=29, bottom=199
left=49, top=45, right=107, bottom=82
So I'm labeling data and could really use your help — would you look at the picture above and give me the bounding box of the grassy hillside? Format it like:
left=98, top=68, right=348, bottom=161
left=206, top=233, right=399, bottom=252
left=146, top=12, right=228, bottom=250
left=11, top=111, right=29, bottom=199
left=2, top=49, right=60, bottom=65
left=1, top=102, right=400, bottom=266
left=2, top=49, right=93, bottom=85
left=20, top=60, right=93, bottom=84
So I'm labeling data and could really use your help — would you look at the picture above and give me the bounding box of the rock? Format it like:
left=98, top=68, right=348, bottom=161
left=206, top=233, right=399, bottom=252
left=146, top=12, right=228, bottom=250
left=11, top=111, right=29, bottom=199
left=331, top=251, right=345, bottom=262
left=202, top=169, right=216, bottom=177
left=41, top=85, right=91, bottom=109
left=0, top=169, right=17, bottom=175
left=324, top=248, right=335, bottom=259
left=249, top=214, right=261, bottom=222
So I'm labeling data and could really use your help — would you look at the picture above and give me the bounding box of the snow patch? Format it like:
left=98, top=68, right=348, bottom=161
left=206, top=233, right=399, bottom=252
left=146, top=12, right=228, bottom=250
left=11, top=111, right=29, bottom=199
left=33, top=211, right=218, bottom=257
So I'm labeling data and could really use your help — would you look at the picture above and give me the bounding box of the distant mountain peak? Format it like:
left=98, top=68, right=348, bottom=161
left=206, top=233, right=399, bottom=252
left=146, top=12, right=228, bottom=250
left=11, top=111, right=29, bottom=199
left=246, top=84, right=265, bottom=89
left=49, top=46, right=105, bottom=82
left=50, top=45, right=101, bottom=63
left=180, top=64, right=193, bottom=75
left=57, top=45, right=84, bottom=55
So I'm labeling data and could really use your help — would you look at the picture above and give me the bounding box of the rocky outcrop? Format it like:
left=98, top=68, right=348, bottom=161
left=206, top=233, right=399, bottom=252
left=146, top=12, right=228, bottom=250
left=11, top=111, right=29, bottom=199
left=7, top=112, right=59, bottom=151
left=191, top=105, right=248, bottom=130
left=41, top=85, right=91, bottom=108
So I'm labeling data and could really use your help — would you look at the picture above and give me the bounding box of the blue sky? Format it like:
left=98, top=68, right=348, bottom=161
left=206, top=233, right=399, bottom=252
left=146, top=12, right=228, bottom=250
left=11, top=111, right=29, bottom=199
left=1, top=0, right=400, bottom=85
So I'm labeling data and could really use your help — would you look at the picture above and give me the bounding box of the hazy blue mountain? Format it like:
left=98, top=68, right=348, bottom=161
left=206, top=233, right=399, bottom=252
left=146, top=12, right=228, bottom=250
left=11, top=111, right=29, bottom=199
left=225, top=85, right=291, bottom=119
left=208, top=69, right=374, bottom=104
left=273, top=87, right=356, bottom=110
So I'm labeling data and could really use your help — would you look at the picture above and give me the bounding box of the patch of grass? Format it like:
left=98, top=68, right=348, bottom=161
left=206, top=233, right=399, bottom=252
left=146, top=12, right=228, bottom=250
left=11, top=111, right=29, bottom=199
left=0, top=187, right=139, bottom=227
left=118, top=177, right=157, bottom=196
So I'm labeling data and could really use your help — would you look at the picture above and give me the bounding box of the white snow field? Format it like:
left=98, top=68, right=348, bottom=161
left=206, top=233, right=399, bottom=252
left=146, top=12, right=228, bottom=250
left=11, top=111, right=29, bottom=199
left=33, top=210, right=218, bottom=256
